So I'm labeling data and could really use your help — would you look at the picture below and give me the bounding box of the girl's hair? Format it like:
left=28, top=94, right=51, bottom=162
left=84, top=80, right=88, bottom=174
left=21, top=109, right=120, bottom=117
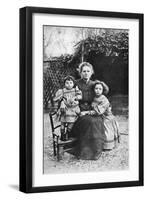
left=78, top=62, right=94, bottom=75
left=92, top=80, right=109, bottom=95
left=63, top=75, right=75, bottom=85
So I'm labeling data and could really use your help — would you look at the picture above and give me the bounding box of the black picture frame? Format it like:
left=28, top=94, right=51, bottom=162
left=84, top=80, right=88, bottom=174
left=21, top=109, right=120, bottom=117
left=19, top=6, right=144, bottom=193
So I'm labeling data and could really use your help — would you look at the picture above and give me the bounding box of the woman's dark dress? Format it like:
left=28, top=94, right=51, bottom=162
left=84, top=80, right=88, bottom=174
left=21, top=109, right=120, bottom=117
left=71, top=79, right=105, bottom=160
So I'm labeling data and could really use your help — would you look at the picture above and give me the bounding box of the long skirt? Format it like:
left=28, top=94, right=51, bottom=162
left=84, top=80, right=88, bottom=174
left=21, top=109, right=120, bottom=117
left=102, top=115, right=120, bottom=150
left=71, top=115, right=105, bottom=160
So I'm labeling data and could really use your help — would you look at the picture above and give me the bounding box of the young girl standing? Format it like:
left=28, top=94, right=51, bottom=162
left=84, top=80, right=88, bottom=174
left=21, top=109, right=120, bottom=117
left=53, top=76, right=82, bottom=141
left=90, top=80, right=120, bottom=150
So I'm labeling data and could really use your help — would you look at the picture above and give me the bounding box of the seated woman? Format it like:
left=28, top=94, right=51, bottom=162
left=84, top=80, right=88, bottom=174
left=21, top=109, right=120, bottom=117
left=71, top=62, right=120, bottom=160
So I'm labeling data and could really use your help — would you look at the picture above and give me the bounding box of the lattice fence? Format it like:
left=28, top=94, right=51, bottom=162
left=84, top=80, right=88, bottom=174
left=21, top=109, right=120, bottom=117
left=43, top=60, right=76, bottom=109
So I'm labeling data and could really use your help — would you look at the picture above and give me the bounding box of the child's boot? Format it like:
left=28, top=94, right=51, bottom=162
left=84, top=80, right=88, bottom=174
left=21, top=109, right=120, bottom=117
left=64, top=132, right=68, bottom=141
left=60, top=129, right=65, bottom=141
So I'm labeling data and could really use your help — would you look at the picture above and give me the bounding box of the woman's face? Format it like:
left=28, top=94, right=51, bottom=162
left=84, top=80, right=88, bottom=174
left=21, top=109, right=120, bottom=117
left=94, top=84, right=103, bottom=96
left=81, top=66, right=92, bottom=80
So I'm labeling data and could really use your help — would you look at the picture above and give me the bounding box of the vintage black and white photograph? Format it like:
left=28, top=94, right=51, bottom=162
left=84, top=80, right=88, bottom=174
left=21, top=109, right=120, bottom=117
left=43, top=26, right=129, bottom=174
left=19, top=7, right=143, bottom=192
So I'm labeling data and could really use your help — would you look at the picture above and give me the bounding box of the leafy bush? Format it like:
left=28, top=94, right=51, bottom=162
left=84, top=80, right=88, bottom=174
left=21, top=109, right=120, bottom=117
left=73, top=29, right=128, bottom=63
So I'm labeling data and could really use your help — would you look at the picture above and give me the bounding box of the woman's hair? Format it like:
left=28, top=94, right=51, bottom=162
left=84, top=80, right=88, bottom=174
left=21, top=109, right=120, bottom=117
left=92, top=80, right=109, bottom=95
left=63, top=75, right=75, bottom=85
left=78, top=62, right=94, bottom=75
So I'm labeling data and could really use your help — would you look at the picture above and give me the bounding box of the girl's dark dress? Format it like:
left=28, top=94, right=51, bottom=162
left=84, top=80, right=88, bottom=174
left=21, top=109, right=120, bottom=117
left=71, top=79, right=105, bottom=160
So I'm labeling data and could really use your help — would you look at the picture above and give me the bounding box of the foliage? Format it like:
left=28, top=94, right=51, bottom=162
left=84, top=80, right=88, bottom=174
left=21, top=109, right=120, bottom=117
left=49, top=54, right=73, bottom=63
left=73, top=29, right=128, bottom=63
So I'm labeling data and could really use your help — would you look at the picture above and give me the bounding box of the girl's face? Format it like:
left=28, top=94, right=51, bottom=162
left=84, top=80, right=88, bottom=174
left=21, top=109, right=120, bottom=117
left=81, top=66, right=92, bottom=81
left=94, top=84, right=103, bottom=96
left=65, top=79, right=74, bottom=90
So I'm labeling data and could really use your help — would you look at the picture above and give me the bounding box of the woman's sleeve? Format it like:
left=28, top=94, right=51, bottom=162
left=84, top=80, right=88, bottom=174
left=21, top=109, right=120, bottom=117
left=91, top=97, right=109, bottom=115
left=53, top=89, right=63, bottom=102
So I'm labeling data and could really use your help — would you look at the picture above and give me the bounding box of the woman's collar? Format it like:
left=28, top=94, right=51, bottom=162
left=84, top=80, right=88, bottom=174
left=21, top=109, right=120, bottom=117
left=81, top=78, right=90, bottom=84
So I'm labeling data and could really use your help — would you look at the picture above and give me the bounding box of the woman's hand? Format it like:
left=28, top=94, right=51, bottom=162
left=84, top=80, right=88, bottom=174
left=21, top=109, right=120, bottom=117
left=80, top=110, right=96, bottom=116
left=80, top=111, right=89, bottom=116
left=89, top=110, right=96, bottom=115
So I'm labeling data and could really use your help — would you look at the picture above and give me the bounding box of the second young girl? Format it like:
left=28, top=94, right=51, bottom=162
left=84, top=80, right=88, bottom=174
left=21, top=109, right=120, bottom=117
left=89, top=80, right=120, bottom=150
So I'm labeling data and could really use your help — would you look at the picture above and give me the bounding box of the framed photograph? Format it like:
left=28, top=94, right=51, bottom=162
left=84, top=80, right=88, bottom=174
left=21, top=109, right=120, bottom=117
left=19, top=6, right=144, bottom=193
